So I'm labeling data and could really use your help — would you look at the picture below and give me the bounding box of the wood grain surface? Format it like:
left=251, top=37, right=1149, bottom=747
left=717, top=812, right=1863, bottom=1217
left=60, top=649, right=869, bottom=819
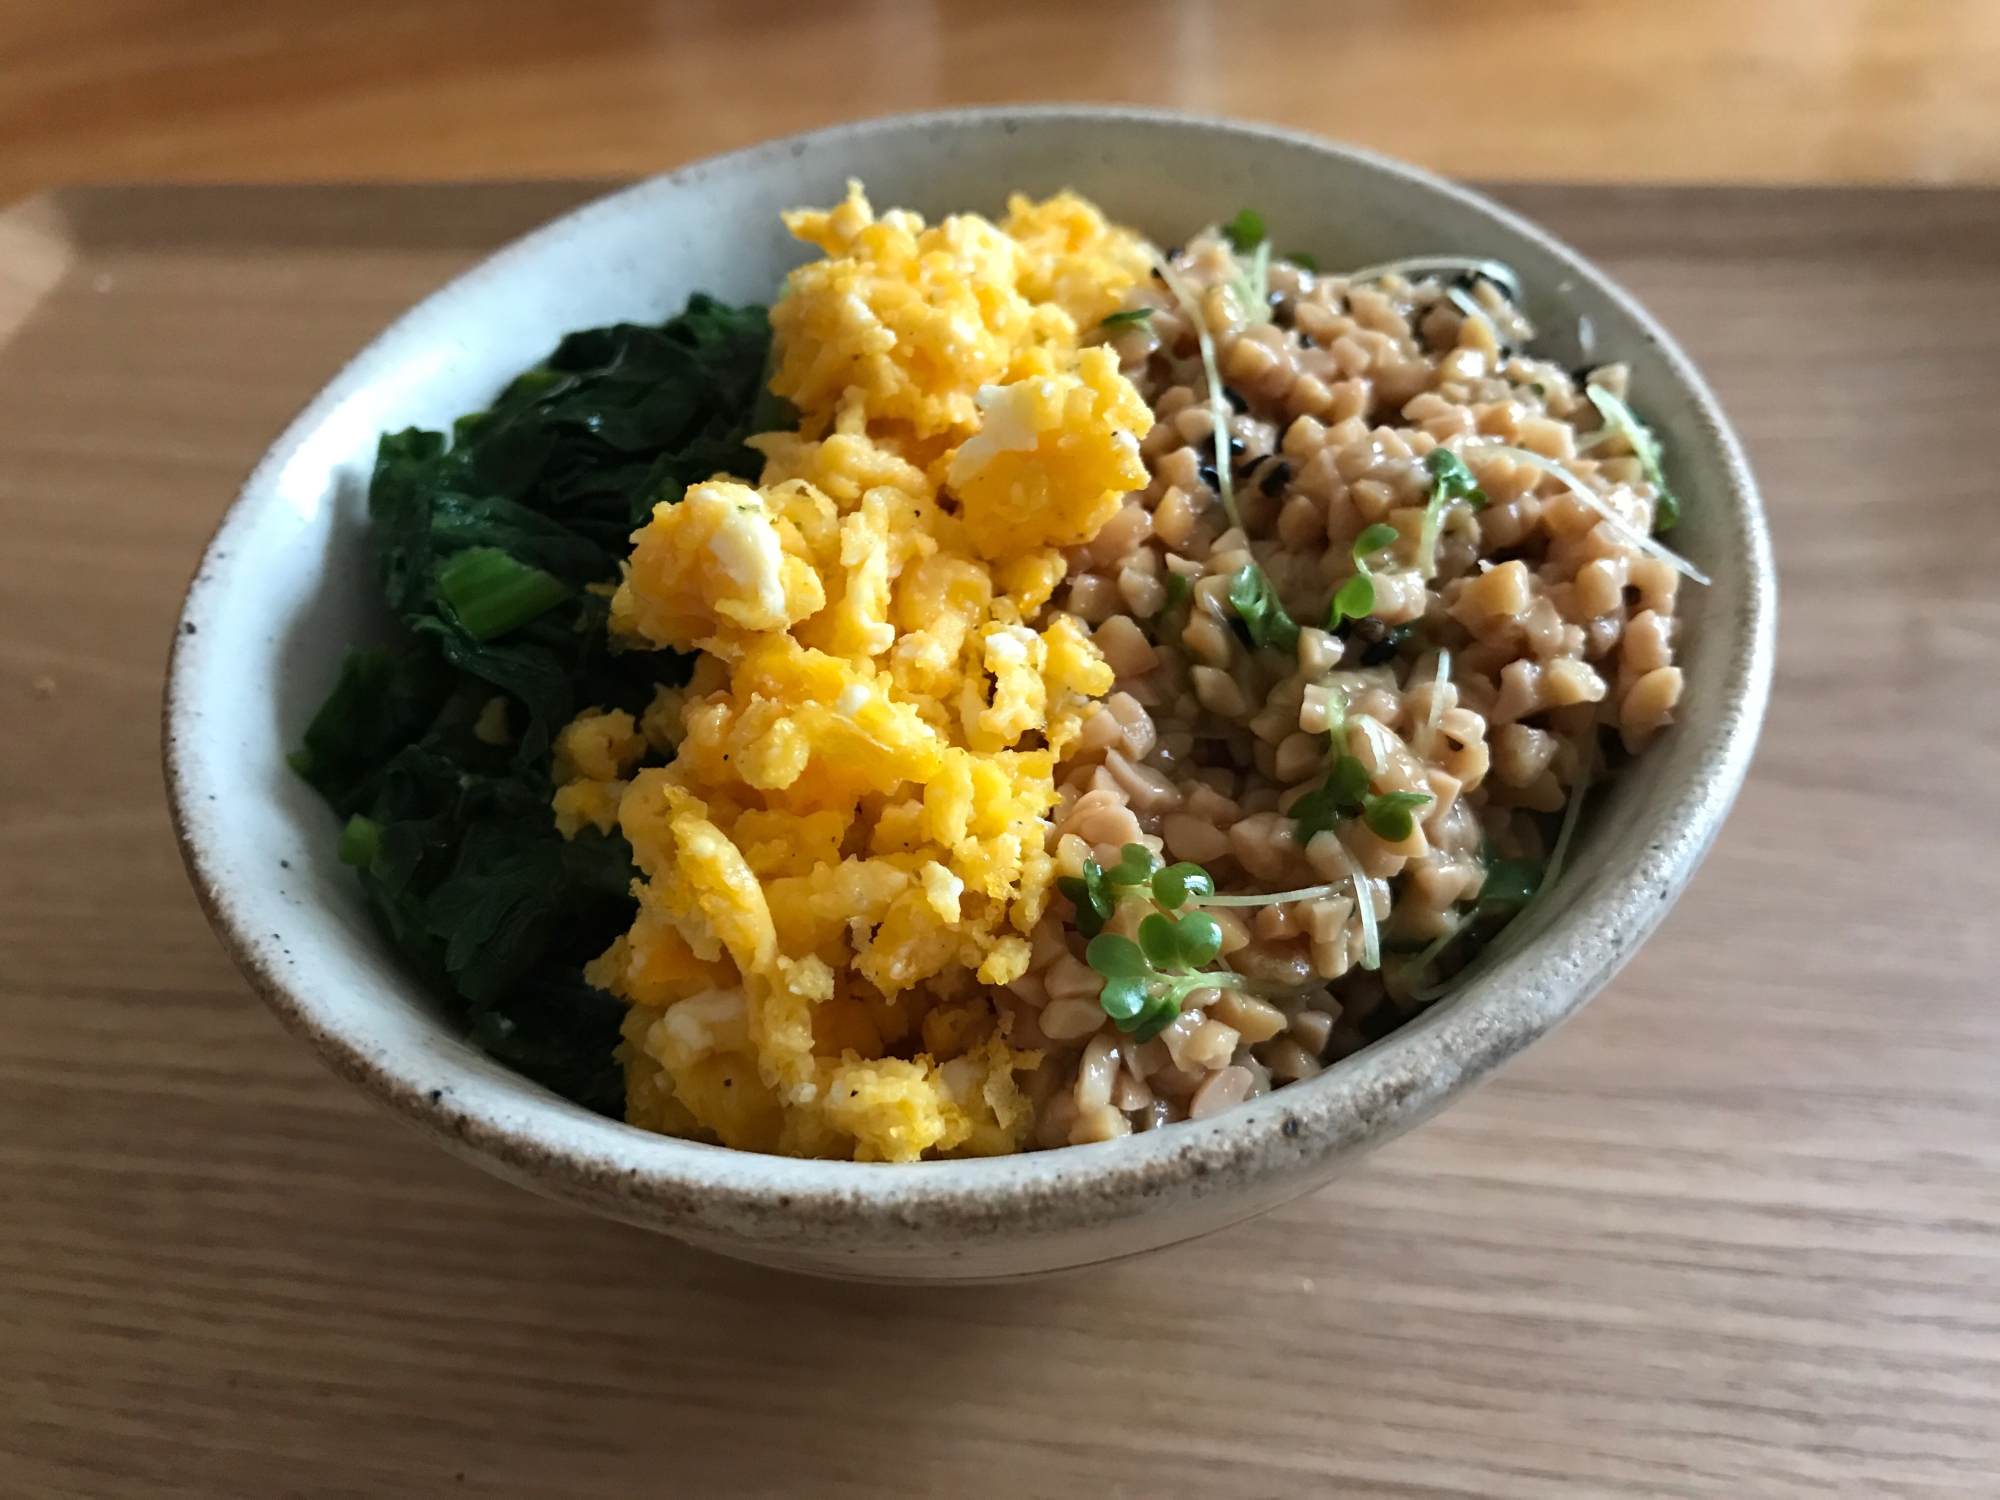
left=6, top=0, right=2000, bottom=205
left=4, top=182, right=1999, bottom=1498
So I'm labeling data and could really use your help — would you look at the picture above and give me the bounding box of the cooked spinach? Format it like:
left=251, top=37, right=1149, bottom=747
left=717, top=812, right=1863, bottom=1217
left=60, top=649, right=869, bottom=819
left=290, top=293, right=775, bottom=1114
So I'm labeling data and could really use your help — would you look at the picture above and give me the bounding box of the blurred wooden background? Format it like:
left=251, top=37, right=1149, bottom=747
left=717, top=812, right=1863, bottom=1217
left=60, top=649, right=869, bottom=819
left=4, top=0, right=1999, bottom=201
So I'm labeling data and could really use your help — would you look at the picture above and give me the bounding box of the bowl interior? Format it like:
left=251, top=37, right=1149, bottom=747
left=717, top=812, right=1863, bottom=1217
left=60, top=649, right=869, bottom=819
left=166, top=107, right=1771, bottom=1276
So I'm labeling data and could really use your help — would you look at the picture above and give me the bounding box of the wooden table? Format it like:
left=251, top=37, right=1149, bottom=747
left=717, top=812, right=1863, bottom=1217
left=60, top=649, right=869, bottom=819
left=5, top=1, right=2000, bottom=200
left=4, top=176, right=1998, bottom=1498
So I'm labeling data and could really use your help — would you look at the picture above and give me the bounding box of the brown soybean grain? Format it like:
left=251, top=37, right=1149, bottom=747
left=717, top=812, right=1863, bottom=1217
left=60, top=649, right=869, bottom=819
left=1015, top=227, right=1688, bottom=1148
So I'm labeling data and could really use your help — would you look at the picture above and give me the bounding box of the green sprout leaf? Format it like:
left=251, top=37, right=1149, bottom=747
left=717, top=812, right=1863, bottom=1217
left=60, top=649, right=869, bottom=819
left=1085, top=933, right=1149, bottom=980
left=1107, top=843, right=1161, bottom=888
left=1057, top=853, right=1120, bottom=938
left=1362, top=789, right=1433, bottom=844
left=1327, top=573, right=1375, bottom=631
left=1174, top=911, right=1224, bottom=968
left=1225, top=209, right=1267, bottom=251
left=1354, top=522, right=1401, bottom=560
left=1417, top=448, right=1488, bottom=580
left=1328, top=753, right=1372, bottom=806
left=1328, top=523, right=1401, bottom=630
left=1127, top=993, right=1181, bottom=1041
left=1586, top=385, right=1680, bottom=533
left=1480, top=857, right=1543, bottom=907
left=1099, top=974, right=1150, bottom=1024
left=1286, top=251, right=1320, bottom=273
left=1290, top=754, right=1371, bottom=844
left=1425, top=447, right=1486, bottom=507
left=1151, top=861, right=1213, bottom=910
left=1055, top=874, right=1105, bottom=938
left=1100, top=307, right=1155, bottom=331
left=1138, top=913, right=1183, bottom=969
left=1228, top=564, right=1301, bottom=653
left=1162, top=571, right=1191, bottom=615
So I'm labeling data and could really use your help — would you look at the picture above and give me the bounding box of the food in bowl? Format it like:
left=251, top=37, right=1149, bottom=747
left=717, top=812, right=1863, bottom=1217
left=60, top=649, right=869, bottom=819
left=292, top=182, right=1702, bottom=1162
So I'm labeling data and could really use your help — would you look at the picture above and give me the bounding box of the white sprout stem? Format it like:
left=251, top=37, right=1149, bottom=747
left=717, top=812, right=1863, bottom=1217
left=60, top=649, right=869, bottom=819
left=1152, top=249, right=1243, bottom=534
left=1420, top=647, right=1452, bottom=757
left=1338, top=255, right=1522, bottom=304
left=1354, top=871, right=1381, bottom=970
left=1234, top=238, right=1273, bottom=325
left=1351, top=712, right=1400, bottom=770
left=1444, top=284, right=1506, bottom=347
left=1415, top=456, right=1467, bottom=580
left=1540, top=734, right=1598, bottom=892
left=1401, top=745, right=1594, bottom=1004
left=1482, top=444, right=1711, bottom=586
left=1586, top=385, right=1672, bottom=499
left=1405, top=911, right=1469, bottom=977
left=1402, top=713, right=1600, bottom=1005
left=1196, top=881, right=1342, bottom=908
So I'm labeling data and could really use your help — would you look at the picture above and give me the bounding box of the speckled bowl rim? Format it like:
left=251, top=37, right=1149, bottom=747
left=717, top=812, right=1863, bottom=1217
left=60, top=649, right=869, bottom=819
left=164, top=105, right=1774, bottom=1260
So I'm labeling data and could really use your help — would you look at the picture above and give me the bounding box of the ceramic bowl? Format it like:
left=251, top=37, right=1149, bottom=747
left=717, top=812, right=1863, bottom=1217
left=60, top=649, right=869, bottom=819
left=164, top=106, right=1774, bottom=1281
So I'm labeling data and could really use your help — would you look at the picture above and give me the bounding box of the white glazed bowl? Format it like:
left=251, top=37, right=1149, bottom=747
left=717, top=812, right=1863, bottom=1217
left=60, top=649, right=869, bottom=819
left=165, top=106, right=1774, bottom=1282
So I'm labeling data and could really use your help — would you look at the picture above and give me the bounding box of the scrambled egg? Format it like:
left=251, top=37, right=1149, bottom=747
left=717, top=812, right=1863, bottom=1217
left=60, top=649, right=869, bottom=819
left=556, top=183, right=1152, bottom=1161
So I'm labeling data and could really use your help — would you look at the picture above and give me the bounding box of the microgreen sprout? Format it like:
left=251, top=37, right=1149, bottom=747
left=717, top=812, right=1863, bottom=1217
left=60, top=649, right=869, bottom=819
left=1416, top=447, right=1487, bottom=579
left=1289, top=754, right=1371, bottom=844
left=1401, top=747, right=1592, bottom=1003
left=1061, top=844, right=1237, bottom=1039
left=1155, top=242, right=1293, bottom=642
left=1056, top=841, right=1169, bottom=938
left=1160, top=571, right=1192, bottom=617
left=1090, top=911, right=1237, bottom=1040
left=1583, top=384, right=1680, bottom=531
left=1099, top=306, right=1156, bottom=331
left=1150, top=249, right=1243, bottom=535
left=1228, top=564, right=1301, bottom=653
left=1285, top=251, right=1320, bottom=273
left=1482, top=444, right=1709, bottom=585
left=1235, top=238, right=1273, bottom=325
left=1418, top=648, right=1452, bottom=756
left=1540, top=737, right=1597, bottom=892
left=1224, top=209, right=1267, bottom=252
left=1445, top=283, right=1504, bottom=342
left=1327, top=522, right=1401, bottom=630
left=1353, top=871, right=1381, bottom=969
left=1362, top=790, right=1433, bottom=844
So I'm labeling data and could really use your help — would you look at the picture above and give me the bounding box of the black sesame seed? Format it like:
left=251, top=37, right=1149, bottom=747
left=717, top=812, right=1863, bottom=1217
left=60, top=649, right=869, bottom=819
left=1197, top=463, right=1220, bottom=494
left=1222, top=385, right=1249, bottom=415
left=1360, top=638, right=1398, bottom=666
left=1350, top=616, right=1389, bottom=646
left=1259, top=460, right=1293, bottom=497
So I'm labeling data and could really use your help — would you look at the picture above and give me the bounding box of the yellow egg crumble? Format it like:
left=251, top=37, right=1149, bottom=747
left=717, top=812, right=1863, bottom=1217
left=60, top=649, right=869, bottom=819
left=551, top=184, right=1154, bottom=1160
